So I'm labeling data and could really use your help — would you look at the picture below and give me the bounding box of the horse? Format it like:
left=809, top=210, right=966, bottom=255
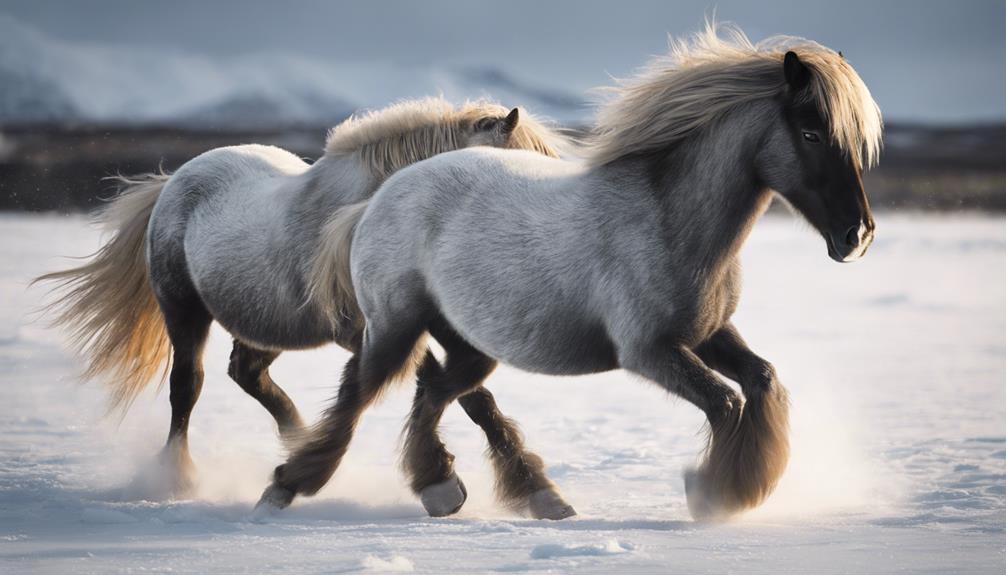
left=257, top=23, right=882, bottom=521
left=36, top=97, right=569, bottom=501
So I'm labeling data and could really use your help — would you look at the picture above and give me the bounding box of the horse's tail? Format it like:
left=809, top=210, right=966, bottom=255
left=685, top=377, right=790, bottom=520
left=307, top=200, right=369, bottom=337
left=34, top=173, right=172, bottom=413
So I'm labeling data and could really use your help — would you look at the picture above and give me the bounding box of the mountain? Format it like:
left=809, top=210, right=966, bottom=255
left=0, top=15, right=588, bottom=129
left=0, top=66, right=79, bottom=123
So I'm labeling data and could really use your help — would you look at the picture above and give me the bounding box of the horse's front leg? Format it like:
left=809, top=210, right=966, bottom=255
left=694, top=323, right=776, bottom=393
left=622, top=343, right=741, bottom=427
left=622, top=336, right=788, bottom=520
left=689, top=323, right=791, bottom=520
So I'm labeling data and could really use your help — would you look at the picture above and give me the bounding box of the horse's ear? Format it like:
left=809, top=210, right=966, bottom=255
left=502, top=108, right=519, bottom=135
left=783, top=51, right=810, bottom=91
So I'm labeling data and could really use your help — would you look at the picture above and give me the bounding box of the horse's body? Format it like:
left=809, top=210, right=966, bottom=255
left=150, top=144, right=339, bottom=349
left=355, top=146, right=746, bottom=375
left=39, top=98, right=570, bottom=507
left=150, top=144, right=374, bottom=350
left=261, top=24, right=882, bottom=521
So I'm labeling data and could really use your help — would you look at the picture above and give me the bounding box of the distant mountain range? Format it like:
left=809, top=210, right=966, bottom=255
left=0, top=15, right=590, bottom=129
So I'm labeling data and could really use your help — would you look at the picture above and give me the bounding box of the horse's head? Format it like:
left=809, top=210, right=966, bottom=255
left=460, top=106, right=564, bottom=158
left=760, top=51, right=877, bottom=263
left=465, top=107, right=522, bottom=148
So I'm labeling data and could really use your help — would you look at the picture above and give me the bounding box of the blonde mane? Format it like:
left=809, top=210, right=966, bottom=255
left=310, top=97, right=569, bottom=330
left=325, top=97, right=566, bottom=180
left=588, top=22, right=882, bottom=168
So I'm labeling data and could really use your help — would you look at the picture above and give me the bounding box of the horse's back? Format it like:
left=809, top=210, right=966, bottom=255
left=359, top=147, right=582, bottom=243
left=150, top=144, right=307, bottom=229
left=353, top=147, right=583, bottom=298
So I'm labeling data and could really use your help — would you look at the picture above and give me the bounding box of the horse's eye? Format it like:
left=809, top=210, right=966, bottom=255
left=474, top=118, right=497, bottom=132
left=802, top=131, right=821, bottom=144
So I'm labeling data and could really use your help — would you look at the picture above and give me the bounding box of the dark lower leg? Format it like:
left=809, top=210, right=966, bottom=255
left=457, top=387, right=554, bottom=507
left=690, top=324, right=790, bottom=520
left=626, top=340, right=787, bottom=520
left=628, top=343, right=742, bottom=426
left=166, top=355, right=204, bottom=452
left=402, top=351, right=494, bottom=494
left=161, top=354, right=203, bottom=492
left=403, top=383, right=453, bottom=494
left=270, top=355, right=374, bottom=498
left=160, top=304, right=211, bottom=493
left=694, top=322, right=777, bottom=394
left=259, top=322, right=427, bottom=509
left=228, top=340, right=303, bottom=434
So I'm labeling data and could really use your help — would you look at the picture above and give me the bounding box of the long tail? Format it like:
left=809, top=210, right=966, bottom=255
left=685, top=380, right=791, bottom=520
left=307, top=200, right=369, bottom=340
left=34, top=173, right=171, bottom=413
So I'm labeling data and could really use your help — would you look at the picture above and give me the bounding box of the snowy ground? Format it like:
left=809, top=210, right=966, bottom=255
left=1, top=213, right=1003, bottom=574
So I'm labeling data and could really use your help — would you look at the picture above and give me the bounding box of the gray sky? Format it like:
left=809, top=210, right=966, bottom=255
left=3, top=0, right=1004, bottom=122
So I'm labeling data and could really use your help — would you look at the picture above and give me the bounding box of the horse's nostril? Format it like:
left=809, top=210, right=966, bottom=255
left=845, top=225, right=860, bottom=247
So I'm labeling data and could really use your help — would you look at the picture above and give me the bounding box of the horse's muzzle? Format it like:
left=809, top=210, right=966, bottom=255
left=827, top=220, right=874, bottom=263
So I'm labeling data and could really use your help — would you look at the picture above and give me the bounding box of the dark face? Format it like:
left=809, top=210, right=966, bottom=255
left=763, top=52, right=876, bottom=263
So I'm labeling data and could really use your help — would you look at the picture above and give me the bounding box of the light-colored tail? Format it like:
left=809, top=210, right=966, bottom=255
left=35, top=173, right=171, bottom=413
left=685, top=381, right=791, bottom=520
left=307, top=201, right=369, bottom=334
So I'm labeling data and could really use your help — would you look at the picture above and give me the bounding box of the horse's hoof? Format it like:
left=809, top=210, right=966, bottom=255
left=157, top=444, right=198, bottom=499
left=420, top=473, right=468, bottom=517
left=256, top=483, right=295, bottom=511
left=171, top=473, right=198, bottom=499
left=158, top=459, right=197, bottom=499
left=528, top=487, right=577, bottom=520
left=684, top=468, right=722, bottom=522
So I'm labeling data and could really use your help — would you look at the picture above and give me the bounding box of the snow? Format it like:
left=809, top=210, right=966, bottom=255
left=1, top=212, right=1004, bottom=573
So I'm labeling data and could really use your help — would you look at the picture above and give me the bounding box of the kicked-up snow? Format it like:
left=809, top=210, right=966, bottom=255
left=0, top=213, right=1003, bottom=573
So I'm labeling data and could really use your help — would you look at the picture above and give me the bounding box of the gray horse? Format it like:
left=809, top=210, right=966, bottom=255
left=259, top=24, right=882, bottom=521
left=37, top=97, right=567, bottom=502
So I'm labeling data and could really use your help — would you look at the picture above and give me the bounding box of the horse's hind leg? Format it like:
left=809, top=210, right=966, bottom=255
left=158, top=297, right=212, bottom=497
left=403, top=318, right=574, bottom=519
left=457, top=387, right=575, bottom=519
left=402, top=347, right=494, bottom=517
left=257, top=319, right=427, bottom=510
left=228, top=340, right=304, bottom=437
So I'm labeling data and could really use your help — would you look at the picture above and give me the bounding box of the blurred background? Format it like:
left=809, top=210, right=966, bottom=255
left=1, top=0, right=1004, bottom=211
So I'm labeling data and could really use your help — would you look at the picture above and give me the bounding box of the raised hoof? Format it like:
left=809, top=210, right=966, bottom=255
left=256, top=483, right=295, bottom=512
left=528, top=488, right=577, bottom=520
left=684, top=467, right=723, bottom=522
left=419, top=473, right=468, bottom=517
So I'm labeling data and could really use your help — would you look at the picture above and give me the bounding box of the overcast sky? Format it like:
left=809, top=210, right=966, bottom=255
left=3, top=0, right=1004, bottom=123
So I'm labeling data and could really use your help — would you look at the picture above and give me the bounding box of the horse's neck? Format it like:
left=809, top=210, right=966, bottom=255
left=618, top=119, right=771, bottom=280
left=271, top=153, right=378, bottom=279
left=305, top=153, right=380, bottom=208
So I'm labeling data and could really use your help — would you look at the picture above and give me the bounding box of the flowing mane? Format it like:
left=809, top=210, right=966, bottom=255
left=325, top=97, right=566, bottom=179
left=588, top=23, right=883, bottom=168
